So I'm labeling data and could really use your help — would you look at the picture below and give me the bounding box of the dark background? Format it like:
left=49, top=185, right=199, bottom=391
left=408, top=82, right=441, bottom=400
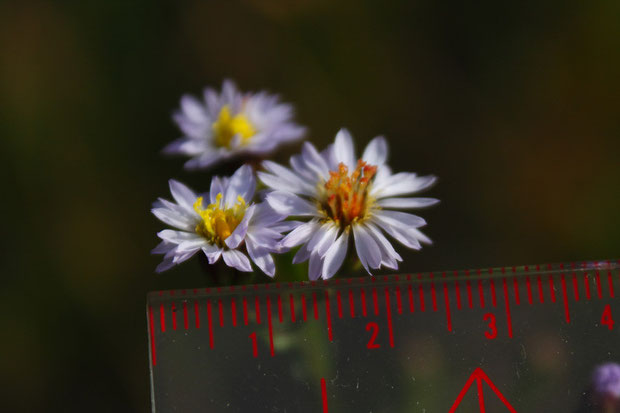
left=1, top=0, right=618, bottom=411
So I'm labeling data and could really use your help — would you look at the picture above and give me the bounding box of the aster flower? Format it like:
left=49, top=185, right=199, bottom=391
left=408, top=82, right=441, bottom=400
left=164, top=80, right=306, bottom=170
left=258, top=129, right=438, bottom=280
left=592, top=362, right=620, bottom=404
left=151, top=165, right=293, bottom=276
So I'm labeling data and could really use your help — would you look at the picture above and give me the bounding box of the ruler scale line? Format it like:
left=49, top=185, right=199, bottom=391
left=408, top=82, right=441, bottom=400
left=266, top=296, right=275, bottom=357
left=503, top=278, right=513, bottom=338
left=207, top=299, right=214, bottom=348
left=385, top=287, right=395, bottom=347
left=325, top=290, right=333, bottom=341
left=443, top=283, right=453, bottom=332
left=148, top=305, right=156, bottom=366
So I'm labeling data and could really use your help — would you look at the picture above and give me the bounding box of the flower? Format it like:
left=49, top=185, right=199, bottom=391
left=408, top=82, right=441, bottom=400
left=258, top=128, right=438, bottom=280
left=164, top=80, right=306, bottom=170
left=592, top=362, right=620, bottom=401
left=151, top=165, right=293, bottom=276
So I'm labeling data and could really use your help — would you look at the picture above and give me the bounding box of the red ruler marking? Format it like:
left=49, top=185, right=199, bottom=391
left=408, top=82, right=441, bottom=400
left=313, top=292, right=319, bottom=320
left=465, top=269, right=473, bottom=309
left=337, top=291, right=343, bottom=318
left=584, top=273, right=592, bottom=300
left=171, top=302, right=177, bottom=330
left=255, top=296, right=262, bottom=324
left=561, top=274, right=571, bottom=324
left=537, top=277, right=544, bottom=303
left=349, top=290, right=356, bottom=318
left=609, top=270, right=615, bottom=298
left=325, top=290, right=333, bottom=341
left=207, top=299, right=214, bottom=348
left=478, top=280, right=485, bottom=308
left=321, top=377, right=328, bottom=413
left=488, top=269, right=497, bottom=307
left=277, top=295, right=283, bottom=323
left=502, top=278, right=514, bottom=338
left=548, top=276, right=557, bottom=303
left=408, top=285, right=415, bottom=313
left=266, top=296, right=275, bottom=357
left=572, top=273, right=580, bottom=301
left=289, top=294, right=296, bottom=322
left=513, top=277, right=521, bottom=305
left=218, top=300, right=224, bottom=327
left=525, top=277, right=533, bottom=305
left=194, top=300, right=200, bottom=329
left=395, top=285, right=403, bottom=314
left=372, top=288, right=379, bottom=315
left=476, top=375, right=485, bottom=412
left=431, top=281, right=438, bottom=312
left=302, top=294, right=308, bottom=321
left=159, top=303, right=166, bottom=332
left=183, top=301, right=189, bottom=330
left=443, top=283, right=453, bottom=332
left=384, top=288, right=395, bottom=347
left=243, top=298, right=249, bottom=325
left=231, top=298, right=238, bottom=326
left=595, top=270, right=603, bottom=299
left=361, top=289, right=368, bottom=316
left=455, top=280, right=462, bottom=310
left=148, top=305, right=156, bottom=366
left=418, top=283, right=426, bottom=312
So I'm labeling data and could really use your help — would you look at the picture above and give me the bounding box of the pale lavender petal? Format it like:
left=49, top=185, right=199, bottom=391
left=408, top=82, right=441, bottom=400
left=361, top=135, right=388, bottom=166
left=157, top=229, right=201, bottom=244
left=224, top=164, right=256, bottom=207
left=301, top=142, right=330, bottom=179
left=179, top=95, right=207, bottom=123
left=225, top=205, right=255, bottom=249
left=322, top=231, right=349, bottom=279
left=308, top=252, right=322, bottom=281
left=293, top=244, right=312, bottom=264
left=280, top=220, right=319, bottom=249
left=169, top=179, right=197, bottom=212
left=307, top=223, right=338, bottom=258
left=365, top=223, right=402, bottom=268
left=151, top=241, right=176, bottom=254
left=333, top=128, right=356, bottom=170
left=371, top=173, right=437, bottom=199
left=177, top=238, right=209, bottom=252
left=222, top=249, right=252, bottom=272
left=246, top=236, right=276, bottom=277
left=266, top=191, right=318, bottom=217
left=260, top=161, right=315, bottom=195
left=377, top=197, right=440, bottom=209
left=373, top=210, right=426, bottom=228
left=202, top=246, right=223, bottom=264
left=151, top=208, right=195, bottom=231
left=353, top=224, right=382, bottom=273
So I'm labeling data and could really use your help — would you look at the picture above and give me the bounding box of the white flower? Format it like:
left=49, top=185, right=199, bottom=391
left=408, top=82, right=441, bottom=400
left=164, top=80, right=306, bottom=170
left=151, top=165, right=295, bottom=276
left=258, top=129, right=438, bottom=280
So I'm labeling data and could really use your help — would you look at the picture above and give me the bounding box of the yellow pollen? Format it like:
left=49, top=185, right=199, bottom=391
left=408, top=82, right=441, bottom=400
left=321, top=160, right=377, bottom=228
left=212, top=105, right=256, bottom=149
left=193, top=193, right=247, bottom=247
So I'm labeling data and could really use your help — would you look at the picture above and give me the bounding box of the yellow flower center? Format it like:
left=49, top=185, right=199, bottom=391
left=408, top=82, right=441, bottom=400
left=321, top=160, right=377, bottom=228
left=212, top=105, right=256, bottom=149
left=193, top=193, right=247, bottom=247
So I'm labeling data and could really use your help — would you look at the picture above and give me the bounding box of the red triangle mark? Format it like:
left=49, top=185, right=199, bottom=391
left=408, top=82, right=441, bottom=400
left=449, top=368, right=517, bottom=413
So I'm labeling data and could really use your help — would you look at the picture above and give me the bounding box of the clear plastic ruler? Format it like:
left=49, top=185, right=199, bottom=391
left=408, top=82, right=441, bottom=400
left=147, top=260, right=620, bottom=412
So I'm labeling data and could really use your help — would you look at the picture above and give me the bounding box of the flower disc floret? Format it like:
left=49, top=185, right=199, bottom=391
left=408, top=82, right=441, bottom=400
left=321, top=160, right=377, bottom=228
left=212, top=105, right=255, bottom=149
left=193, top=193, right=246, bottom=247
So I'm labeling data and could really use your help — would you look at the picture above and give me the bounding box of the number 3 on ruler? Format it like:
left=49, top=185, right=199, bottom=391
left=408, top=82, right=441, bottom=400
left=483, top=313, right=497, bottom=340
left=601, top=305, right=614, bottom=330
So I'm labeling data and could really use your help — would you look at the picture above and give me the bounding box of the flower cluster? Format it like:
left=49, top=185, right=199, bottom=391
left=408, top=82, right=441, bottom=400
left=152, top=80, right=438, bottom=280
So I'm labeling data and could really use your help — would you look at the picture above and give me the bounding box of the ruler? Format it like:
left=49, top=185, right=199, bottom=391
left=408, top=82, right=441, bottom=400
left=147, top=260, right=620, bottom=412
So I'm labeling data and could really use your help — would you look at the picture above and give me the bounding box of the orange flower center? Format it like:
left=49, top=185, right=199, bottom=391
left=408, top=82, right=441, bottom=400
left=322, top=160, right=377, bottom=227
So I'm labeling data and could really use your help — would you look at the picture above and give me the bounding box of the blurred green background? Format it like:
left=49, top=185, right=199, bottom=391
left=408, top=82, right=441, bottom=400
left=1, top=0, right=619, bottom=411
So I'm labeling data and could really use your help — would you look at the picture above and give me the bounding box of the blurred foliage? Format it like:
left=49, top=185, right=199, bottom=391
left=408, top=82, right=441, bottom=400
left=0, top=0, right=619, bottom=411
